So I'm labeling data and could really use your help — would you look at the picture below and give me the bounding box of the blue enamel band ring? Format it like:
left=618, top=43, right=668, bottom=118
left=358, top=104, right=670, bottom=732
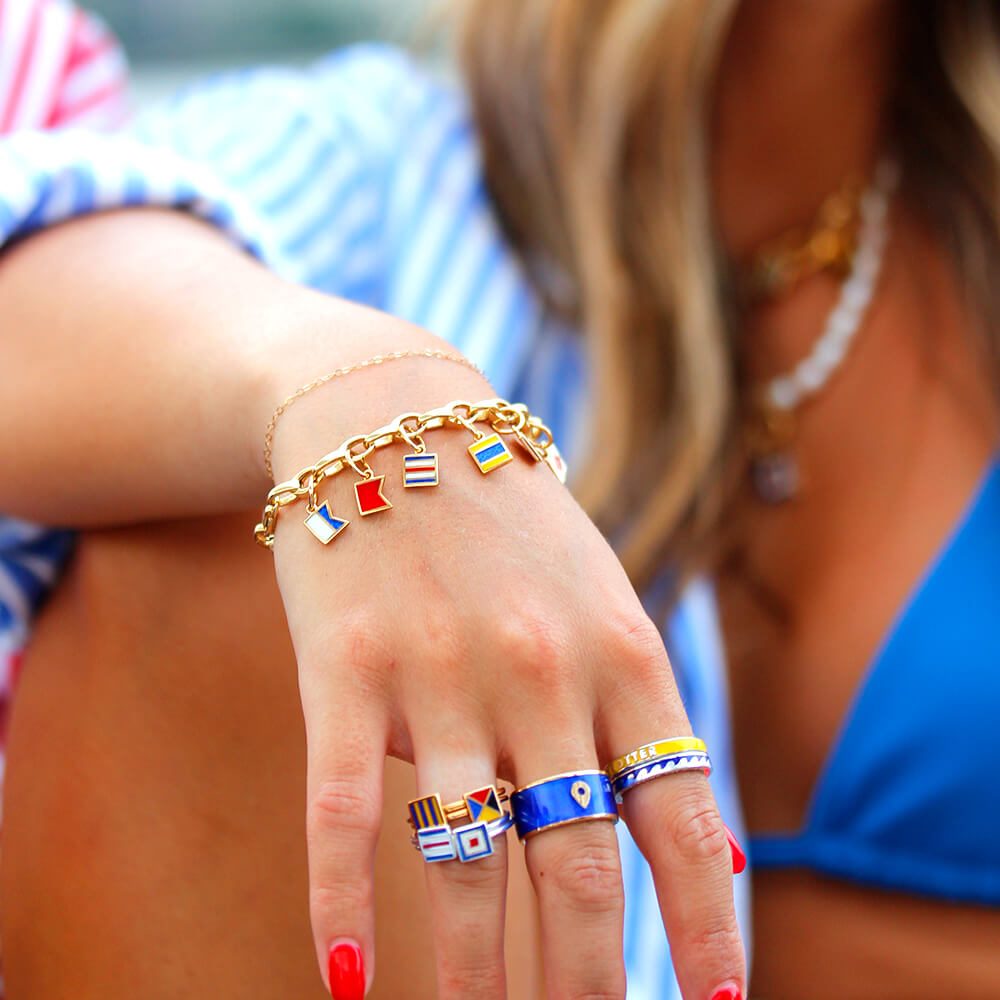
left=408, top=785, right=513, bottom=863
left=605, top=737, right=712, bottom=804
left=509, top=770, right=618, bottom=841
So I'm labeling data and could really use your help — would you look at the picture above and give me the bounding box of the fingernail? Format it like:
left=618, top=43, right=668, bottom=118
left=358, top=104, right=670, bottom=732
left=710, top=984, right=743, bottom=1000
left=725, top=824, right=746, bottom=875
left=328, top=941, right=365, bottom=1000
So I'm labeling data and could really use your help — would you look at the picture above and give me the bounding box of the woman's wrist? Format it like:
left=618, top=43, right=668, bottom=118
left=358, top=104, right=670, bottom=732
left=259, top=307, right=493, bottom=486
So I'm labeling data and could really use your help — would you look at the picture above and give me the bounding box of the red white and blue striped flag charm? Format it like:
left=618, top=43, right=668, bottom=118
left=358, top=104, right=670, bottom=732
left=417, top=824, right=458, bottom=862
left=403, top=452, right=439, bottom=488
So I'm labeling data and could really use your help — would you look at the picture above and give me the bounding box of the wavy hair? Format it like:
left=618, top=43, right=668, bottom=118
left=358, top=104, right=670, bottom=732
left=457, top=0, right=1000, bottom=592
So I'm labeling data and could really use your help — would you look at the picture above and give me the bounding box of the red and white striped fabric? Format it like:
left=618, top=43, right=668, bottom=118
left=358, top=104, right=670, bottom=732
left=0, top=8, right=128, bottom=989
left=0, top=0, right=128, bottom=135
left=0, top=0, right=128, bottom=747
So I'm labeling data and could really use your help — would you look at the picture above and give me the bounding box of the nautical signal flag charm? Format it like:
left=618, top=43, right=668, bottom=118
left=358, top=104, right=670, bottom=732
left=303, top=502, right=349, bottom=544
left=355, top=475, right=392, bottom=515
left=403, top=452, right=439, bottom=487
left=409, top=794, right=446, bottom=830
left=454, top=821, right=494, bottom=862
left=545, top=442, right=568, bottom=484
left=512, top=429, right=545, bottom=463
left=417, top=825, right=458, bottom=863
left=463, top=785, right=504, bottom=824
left=468, top=433, right=513, bottom=474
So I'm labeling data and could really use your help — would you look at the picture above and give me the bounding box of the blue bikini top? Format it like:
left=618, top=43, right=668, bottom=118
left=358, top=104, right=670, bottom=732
left=749, top=458, right=1000, bottom=904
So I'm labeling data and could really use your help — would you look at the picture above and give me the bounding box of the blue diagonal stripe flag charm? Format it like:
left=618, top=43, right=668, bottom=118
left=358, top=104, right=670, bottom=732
left=303, top=502, right=349, bottom=544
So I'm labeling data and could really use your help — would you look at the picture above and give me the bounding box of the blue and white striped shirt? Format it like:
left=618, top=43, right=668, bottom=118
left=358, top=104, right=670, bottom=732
left=0, top=43, right=749, bottom=995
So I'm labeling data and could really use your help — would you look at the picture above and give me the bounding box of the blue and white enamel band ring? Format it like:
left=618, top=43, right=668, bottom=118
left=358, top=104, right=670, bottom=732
left=605, top=737, right=712, bottom=804
left=509, top=770, right=619, bottom=841
left=408, top=785, right=514, bottom=863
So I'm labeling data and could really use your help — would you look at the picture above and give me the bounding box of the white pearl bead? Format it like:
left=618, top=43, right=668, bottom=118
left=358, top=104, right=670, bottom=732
left=827, top=310, right=857, bottom=343
left=843, top=279, right=872, bottom=313
left=853, top=246, right=880, bottom=279
left=761, top=157, right=894, bottom=409
left=815, top=337, right=846, bottom=367
left=797, top=357, right=827, bottom=391
left=770, top=378, right=799, bottom=410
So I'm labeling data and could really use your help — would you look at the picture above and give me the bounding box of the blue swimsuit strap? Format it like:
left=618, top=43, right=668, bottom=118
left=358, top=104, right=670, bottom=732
left=750, top=458, right=1000, bottom=903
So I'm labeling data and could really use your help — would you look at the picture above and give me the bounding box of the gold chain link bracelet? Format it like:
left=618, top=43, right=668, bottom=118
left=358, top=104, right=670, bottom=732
left=263, top=349, right=488, bottom=481
left=254, top=398, right=568, bottom=549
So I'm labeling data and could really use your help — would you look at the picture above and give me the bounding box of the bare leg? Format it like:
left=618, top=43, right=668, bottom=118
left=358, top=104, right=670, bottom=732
left=0, top=511, right=541, bottom=998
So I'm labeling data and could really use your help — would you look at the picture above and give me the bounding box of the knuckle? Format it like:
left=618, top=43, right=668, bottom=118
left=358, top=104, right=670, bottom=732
left=497, top=612, right=575, bottom=670
left=537, top=837, right=623, bottom=914
left=604, top=610, right=671, bottom=686
left=686, top=919, right=745, bottom=966
left=665, top=788, right=729, bottom=866
left=309, top=880, right=371, bottom=928
left=437, top=959, right=505, bottom=999
left=435, top=849, right=507, bottom=893
left=307, top=774, right=380, bottom=841
left=328, top=612, right=395, bottom=685
left=496, top=612, right=582, bottom=697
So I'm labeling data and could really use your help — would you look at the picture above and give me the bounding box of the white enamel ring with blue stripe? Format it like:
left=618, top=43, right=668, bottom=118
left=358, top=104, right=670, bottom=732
left=611, top=751, right=713, bottom=804
left=412, top=813, right=514, bottom=863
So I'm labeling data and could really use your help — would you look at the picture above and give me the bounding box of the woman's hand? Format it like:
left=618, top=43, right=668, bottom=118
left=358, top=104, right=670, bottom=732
left=0, top=208, right=743, bottom=999
left=269, top=370, right=745, bottom=1000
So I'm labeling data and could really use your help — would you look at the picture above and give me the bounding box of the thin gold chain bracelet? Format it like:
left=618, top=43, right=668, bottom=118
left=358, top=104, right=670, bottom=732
left=263, top=349, right=488, bottom=481
left=254, top=398, right=567, bottom=550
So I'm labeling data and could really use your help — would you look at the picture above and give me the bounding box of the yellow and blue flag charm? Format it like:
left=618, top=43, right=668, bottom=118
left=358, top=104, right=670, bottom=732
left=408, top=794, right=446, bottom=831
left=468, top=433, right=513, bottom=474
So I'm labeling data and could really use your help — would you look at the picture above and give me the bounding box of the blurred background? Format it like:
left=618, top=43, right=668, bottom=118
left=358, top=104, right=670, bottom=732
left=85, top=0, right=431, bottom=104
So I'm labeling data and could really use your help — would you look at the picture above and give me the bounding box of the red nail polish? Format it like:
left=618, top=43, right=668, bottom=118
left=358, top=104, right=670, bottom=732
left=328, top=941, right=365, bottom=1000
left=710, top=985, right=742, bottom=1000
left=725, top=825, right=747, bottom=875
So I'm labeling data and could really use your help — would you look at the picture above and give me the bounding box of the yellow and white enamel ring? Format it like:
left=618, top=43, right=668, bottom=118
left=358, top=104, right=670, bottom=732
left=606, top=737, right=712, bottom=804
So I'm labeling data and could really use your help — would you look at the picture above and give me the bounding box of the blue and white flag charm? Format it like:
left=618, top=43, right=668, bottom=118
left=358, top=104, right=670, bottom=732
left=303, top=502, right=350, bottom=544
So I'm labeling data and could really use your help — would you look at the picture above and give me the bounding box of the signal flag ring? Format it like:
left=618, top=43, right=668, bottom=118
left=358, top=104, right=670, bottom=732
left=408, top=785, right=513, bottom=864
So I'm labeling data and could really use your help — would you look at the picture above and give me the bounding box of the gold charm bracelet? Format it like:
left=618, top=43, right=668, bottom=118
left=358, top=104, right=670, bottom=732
left=253, top=398, right=568, bottom=549
left=262, top=349, right=488, bottom=482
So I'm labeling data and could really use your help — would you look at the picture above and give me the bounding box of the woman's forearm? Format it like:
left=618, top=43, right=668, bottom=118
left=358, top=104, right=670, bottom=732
left=0, top=208, right=491, bottom=526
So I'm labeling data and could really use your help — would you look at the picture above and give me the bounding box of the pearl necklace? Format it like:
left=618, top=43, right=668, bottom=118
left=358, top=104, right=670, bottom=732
left=748, top=159, right=900, bottom=503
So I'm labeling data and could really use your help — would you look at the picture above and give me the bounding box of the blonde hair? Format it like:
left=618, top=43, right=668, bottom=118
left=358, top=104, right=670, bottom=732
left=457, top=0, right=1000, bottom=593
